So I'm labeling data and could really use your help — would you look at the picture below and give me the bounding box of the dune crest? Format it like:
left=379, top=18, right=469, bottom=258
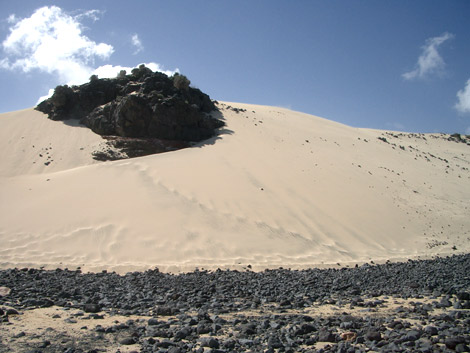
left=1, top=103, right=469, bottom=273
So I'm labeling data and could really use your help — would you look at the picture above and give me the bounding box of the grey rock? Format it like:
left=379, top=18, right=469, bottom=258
left=318, top=329, right=336, bottom=342
left=445, top=337, right=466, bottom=350
left=200, top=337, right=220, bottom=349
left=6, top=308, right=19, bottom=315
left=156, top=306, right=176, bottom=316
left=365, top=329, right=382, bottom=342
left=148, top=317, right=159, bottom=325
left=156, top=340, right=176, bottom=348
left=456, top=292, right=470, bottom=300
left=174, top=326, right=191, bottom=340
left=119, top=337, right=136, bottom=345
left=240, top=323, right=257, bottom=335
left=83, top=303, right=100, bottom=313
left=424, top=326, right=438, bottom=336
left=456, top=344, right=470, bottom=353
left=268, top=336, right=284, bottom=349
left=404, top=329, right=422, bottom=341
left=167, top=347, right=182, bottom=353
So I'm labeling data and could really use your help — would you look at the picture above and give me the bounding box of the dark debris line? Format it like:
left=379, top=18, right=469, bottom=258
left=1, top=254, right=469, bottom=352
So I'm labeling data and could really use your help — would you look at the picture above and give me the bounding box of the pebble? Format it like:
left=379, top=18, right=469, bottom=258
left=119, top=337, right=136, bottom=345
left=0, top=254, right=468, bottom=352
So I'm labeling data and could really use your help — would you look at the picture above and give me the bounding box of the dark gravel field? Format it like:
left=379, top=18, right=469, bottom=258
left=1, top=254, right=469, bottom=352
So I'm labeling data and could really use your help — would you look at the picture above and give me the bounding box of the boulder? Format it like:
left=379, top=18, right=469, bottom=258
left=36, top=65, right=223, bottom=157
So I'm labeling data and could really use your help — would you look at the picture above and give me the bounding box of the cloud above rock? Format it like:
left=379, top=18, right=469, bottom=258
left=1, top=6, right=179, bottom=104
left=37, top=63, right=179, bottom=104
left=0, top=6, right=113, bottom=85
left=93, top=63, right=177, bottom=79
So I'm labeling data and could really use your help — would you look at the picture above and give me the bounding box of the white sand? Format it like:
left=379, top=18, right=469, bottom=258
left=0, top=103, right=469, bottom=273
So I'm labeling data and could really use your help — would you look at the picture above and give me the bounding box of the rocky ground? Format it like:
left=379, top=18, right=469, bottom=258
left=1, top=255, right=469, bottom=352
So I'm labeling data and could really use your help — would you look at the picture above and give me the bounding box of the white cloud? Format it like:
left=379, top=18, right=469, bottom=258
left=455, top=79, right=470, bottom=114
left=144, top=62, right=179, bottom=77
left=402, top=32, right=454, bottom=80
left=7, top=14, right=17, bottom=24
left=93, top=63, right=178, bottom=79
left=2, top=6, right=178, bottom=104
left=36, top=88, right=55, bottom=104
left=1, top=6, right=114, bottom=85
left=92, top=64, right=132, bottom=78
left=74, top=9, right=103, bottom=22
left=131, top=34, right=143, bottom=55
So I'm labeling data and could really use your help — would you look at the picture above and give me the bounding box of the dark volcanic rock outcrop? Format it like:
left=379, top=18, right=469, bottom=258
left=36, top=65, right=223, bottom=158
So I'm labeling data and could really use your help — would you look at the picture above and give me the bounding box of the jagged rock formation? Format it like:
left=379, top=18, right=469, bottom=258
left=36, top=65, right=223, bottom=158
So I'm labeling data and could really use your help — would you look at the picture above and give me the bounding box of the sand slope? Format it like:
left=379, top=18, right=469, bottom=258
left=0, top=103, right=469, bottom=273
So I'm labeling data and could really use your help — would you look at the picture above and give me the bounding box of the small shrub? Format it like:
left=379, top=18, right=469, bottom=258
left=51, top=85, right=73, bottom=108
left=131, top=68, right=140, bottom=76
left=131, top=65, right=152, bottom=80
left=172, top=73, right=190, bottom=91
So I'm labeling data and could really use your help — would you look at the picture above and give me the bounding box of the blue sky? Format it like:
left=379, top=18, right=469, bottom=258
left=1, top=1, right=469, bottom=134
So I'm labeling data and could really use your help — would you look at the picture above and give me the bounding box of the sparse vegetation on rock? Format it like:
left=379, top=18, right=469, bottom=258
left=171, top=72, right=191, bottom=91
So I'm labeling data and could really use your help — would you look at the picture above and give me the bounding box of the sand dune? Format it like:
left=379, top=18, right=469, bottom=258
left=0, top=103, right=469, bottom=273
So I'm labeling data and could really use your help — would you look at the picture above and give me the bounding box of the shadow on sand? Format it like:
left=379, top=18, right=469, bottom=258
left=47, top=107, right=233, bottom=160
left=192, top=109, right=234, bottom=148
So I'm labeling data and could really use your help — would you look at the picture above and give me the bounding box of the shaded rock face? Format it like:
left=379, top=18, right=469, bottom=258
left=36, top=66, right=223, bottom=143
